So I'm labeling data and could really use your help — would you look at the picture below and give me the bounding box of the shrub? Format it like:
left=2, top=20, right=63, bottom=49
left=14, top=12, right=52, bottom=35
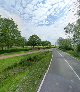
left=0, top=47, right=32, bottom=54
left=19, top=59, right=32, bottom=66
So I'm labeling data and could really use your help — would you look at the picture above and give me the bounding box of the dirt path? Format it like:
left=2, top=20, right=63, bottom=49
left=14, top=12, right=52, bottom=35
left=0, top=49, right=51, bottom=60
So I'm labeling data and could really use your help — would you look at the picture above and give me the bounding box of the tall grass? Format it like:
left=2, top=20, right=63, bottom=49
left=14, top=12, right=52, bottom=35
left=66, top=50, right=80, bottom=60
left=0, top=51, right=52, bottom=92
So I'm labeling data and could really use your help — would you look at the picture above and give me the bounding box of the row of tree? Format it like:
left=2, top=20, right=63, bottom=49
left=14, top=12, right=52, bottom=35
left=27, top=35, right=51, bottom=48
left=58, top=18, right=80, bottom=52
left=0, top=16, right=51, bottom=50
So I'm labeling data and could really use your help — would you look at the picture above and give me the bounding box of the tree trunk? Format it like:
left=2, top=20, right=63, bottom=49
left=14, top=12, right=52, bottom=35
left=23, top=45, right=24, bottom=48
left=33, top=46, right=35, bottom=48
left=7, top=46, right=10, bottom=50
left=1, top=47, right=3, bottom=50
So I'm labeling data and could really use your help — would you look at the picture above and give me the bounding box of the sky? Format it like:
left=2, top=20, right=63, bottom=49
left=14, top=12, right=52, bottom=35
left=0, top=0, right=78, bottom=44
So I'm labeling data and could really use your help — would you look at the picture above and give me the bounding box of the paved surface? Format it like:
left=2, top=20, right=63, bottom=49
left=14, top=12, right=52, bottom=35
left=39, top=49, right=80, bottom=92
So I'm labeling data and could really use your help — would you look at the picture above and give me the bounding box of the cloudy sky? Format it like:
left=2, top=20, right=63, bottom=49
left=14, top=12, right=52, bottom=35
left=0, top=0, right=78, bottom=44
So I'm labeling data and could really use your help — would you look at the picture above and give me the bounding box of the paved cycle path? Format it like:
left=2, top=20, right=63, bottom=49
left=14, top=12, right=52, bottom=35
left=39, top=49, right=80, bottom=92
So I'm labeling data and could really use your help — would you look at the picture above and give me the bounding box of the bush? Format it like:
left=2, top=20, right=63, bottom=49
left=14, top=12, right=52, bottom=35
left=19, top=59, right=32, bottom=66
left=19, top=54, right=43, bottom=65
left=3, top=63, right=18, bottom=72
left=77, top=45, right=80, bottom=51
left=67, top=50, right=80, bottom=57
left=2, top=51, right=49, bottom=73
left=26, top=55, right=40, bottom=62
left=0, top=47, right=32, bottom=54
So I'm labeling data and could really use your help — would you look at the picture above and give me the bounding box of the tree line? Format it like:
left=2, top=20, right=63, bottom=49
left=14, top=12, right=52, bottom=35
left=58, top=0, right=80, bottom=52
left=27, top=35, right=51, bottom=48
left=0, top=16, right=51, bottom=50
left=58, top=19, right=80, bottom=52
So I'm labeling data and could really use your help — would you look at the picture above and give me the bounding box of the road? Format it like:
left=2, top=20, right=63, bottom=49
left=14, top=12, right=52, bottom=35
left=38, top=49, right=80, bottom=92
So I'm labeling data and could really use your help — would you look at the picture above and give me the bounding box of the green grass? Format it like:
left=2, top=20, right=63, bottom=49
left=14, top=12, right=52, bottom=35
left=0, top=46, right=52, bottom=56
left=0, top=56, right=26, bottom=73
left=66, top=50, right=80, bottom=60
left=0, top=51, right=52, bottom=92
left=58, top=48, right=80, bottom=60
left=0, top=51, right=31, bottom=56
left=0, top=47, right=32, bottom=55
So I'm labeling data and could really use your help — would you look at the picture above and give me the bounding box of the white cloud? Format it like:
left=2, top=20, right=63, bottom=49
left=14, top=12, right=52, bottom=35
left=0, top=7, right=26, bottom=33
left=0, top=0, right=78, bottom=45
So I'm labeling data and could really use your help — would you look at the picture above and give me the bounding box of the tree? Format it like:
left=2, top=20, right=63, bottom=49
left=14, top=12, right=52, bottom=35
left=0, top=17, right=22, bottom=50
left=64, top=23, right=74, bottom=34
left=63, top=0, right=80, bottom=51
left=77, top=0, right=80, bottom=16
left=57, top=37, right=72, bottom=50
left=64, top=19, right=80, bottom=51
left=27, top=35, right=41, bottom=48
left=16, top=37, right=27, bottom=48
left=41, top=41, right=51, bottom=46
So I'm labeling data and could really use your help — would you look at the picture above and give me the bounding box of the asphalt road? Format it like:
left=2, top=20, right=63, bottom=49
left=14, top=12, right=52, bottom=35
left=38, top=48, right=80, bottom=92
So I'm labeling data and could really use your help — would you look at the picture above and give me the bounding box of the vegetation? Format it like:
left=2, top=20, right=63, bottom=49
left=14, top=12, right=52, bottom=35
left=64, top=21, right=80, bottom=52
left=66, top=50, right=80, bottom=60
left=57, top=37, right=72, bottom=51
left=0, top=51, right=52, bottom=92
left=0, top=16, right=52, bottom=92
left=0, top=16, right=52, bottom=55
left=0, top=17, right=27, bottom=50
left=41, top=41, right=51, bottom=47
left=58, top=17, right=80, bottom=60
left=27, top=35, right=41, bottom=48
left=27, top=35, right=51, bottom=48
left=0, top=47, right=32, bottom=55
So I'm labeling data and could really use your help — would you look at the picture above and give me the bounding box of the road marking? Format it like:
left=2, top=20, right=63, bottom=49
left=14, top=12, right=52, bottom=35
left=56, top=82, right=59, bottom=86
left=58, top=52, right=63, bottom=57
left=58, top=51, right=80, bottom=81
left=69, top=85, right=72, bottom=89
left=64, top=59, right=80, bottom=81
left=37, top=58, right=52, bottom=92
left=71, top=80, right=74, bottom=83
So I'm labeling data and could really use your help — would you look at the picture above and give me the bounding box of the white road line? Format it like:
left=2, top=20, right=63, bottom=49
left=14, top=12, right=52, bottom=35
left=58, top=52, right=63, bottom=57
left=37, top=58, right=52, bottom=92
left=58, top=51, right=80, bottom=81
left=64, top=59, right=80, bottom=81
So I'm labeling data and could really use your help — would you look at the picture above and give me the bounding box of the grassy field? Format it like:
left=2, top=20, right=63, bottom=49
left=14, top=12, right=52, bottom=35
left=0, top=51, right=52, bottom=92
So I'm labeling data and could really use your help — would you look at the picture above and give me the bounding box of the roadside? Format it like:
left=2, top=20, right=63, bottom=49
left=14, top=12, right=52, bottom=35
left=65, top=50, right=80, bottom=60
left=58, top=49, right=80, bottom=61
left=0, top=51, right=52, bottom=92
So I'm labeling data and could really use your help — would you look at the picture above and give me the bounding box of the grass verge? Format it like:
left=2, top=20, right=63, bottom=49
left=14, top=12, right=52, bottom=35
left=66, top=50, right=80, bottom=60
left=0, top=51, right=52, bottom=92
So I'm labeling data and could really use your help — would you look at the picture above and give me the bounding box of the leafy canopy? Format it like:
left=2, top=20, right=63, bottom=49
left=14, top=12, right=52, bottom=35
left=27, top=35, right=41, bottom=47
